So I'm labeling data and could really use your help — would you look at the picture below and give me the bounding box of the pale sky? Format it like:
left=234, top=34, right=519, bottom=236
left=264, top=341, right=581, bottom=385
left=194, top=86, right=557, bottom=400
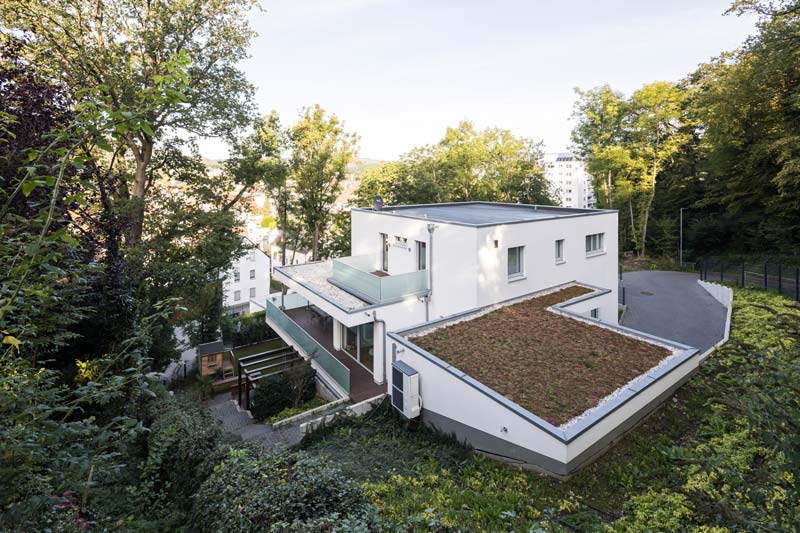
left=197, top=0, right=759, bottom=161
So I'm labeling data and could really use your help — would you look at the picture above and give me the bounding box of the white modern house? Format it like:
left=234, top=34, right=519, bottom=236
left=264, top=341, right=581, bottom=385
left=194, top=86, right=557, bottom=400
left=223, top=241, right=271, bottom=316
left=266, top=201, right=700, bottom=476
left=544, top=153, right=597, bottom=209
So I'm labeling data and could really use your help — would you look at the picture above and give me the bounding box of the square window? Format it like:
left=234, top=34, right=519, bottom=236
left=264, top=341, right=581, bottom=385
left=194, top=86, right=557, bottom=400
left=555, top=239, right=564, bottom=262
left=585, top=233, right=605, bottom=254
left=249, top=287, right=256, bottom=298
left=507, top=246, right=524, bottom=278
left=590, top=308, right=599, bottom=319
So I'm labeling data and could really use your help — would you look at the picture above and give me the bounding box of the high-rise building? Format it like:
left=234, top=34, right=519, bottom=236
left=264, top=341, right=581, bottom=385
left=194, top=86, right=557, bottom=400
left=543, top=153, right=596, bottom=209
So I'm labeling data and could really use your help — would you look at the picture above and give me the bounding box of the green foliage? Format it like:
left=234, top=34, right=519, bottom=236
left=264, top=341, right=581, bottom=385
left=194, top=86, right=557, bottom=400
left=298, top=288, right=800, bottom=531
left=267, top=396, right=328, bottom=424
left=221, top=310, right=274, bottom=347
left=191, top=447, right=377, bottom=532
left=290, top=105, right=359, bottom=260
left=353, top=121, right=556, bottom=208
left=251, top=365, right=316, bottom=420
left=137, top=398, right=231, bottom=509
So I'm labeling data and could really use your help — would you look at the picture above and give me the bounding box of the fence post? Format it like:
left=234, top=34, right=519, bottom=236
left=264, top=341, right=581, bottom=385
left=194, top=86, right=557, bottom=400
left=619, top=264, right=622, bottom=281
left=778, top=264, right=782, bottom=294
left=764, top=263, right=768, bottom=289
left=796, top=267, right=799, bottom=302
left=741, top=263, right=745, bottom=287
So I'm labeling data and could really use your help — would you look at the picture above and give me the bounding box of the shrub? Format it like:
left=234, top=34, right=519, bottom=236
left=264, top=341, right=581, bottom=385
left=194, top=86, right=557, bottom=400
left=223, top=311, right=274, bottom=347
left=137, top=398, right=232, bottom=508
left=251, top=365, right=316, bottom=421
left=191, top=447, right=377, bottom=532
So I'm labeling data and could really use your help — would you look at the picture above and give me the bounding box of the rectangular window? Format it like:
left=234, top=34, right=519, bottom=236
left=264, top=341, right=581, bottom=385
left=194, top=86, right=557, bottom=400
left=249, top=269, right=255, bottom=279
left=585, top=233, right=605, bottom=255
left=380, top=233, right=388, bottom=272
left=507, top=246, right=524, bottom=278
left=249, top=287, right=256, bottom=298
left=233, top=270, right=240, bottom=282
left=234, top=290, right=241, bottom=301
left=248, top=250, right=256, bottom=261
left=555, top=239, right=564, bottom=263
left=416, top=240, right=426, bottom=270
left=590, top=308, right=599, bottom=319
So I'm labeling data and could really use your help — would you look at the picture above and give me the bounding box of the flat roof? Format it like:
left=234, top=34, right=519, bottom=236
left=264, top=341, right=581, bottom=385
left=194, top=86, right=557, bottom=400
left=274, top=261, right=371, bottom=313
left=353, top=201, right=614, bottom=227
left=394, top=283, right=697, bottom=438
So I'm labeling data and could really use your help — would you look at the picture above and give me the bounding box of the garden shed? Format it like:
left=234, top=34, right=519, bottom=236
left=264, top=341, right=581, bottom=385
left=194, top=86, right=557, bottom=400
left=197, top=340, right=226, bottom=377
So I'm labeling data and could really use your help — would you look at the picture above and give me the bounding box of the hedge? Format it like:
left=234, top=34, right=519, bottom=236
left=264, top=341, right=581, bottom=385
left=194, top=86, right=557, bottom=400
left=137, top=398, right=235, bottom=508
left=221, top=311, right=274, bottom=347
left=191, top=447, right=378, bottom=532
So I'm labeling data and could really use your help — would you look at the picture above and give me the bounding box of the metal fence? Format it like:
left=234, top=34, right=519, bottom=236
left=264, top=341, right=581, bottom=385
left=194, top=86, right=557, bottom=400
left=698, top=259, right=800, bottom=301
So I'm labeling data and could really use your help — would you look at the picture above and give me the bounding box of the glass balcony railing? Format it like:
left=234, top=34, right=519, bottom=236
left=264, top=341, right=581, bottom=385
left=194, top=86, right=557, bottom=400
left=331, top=254, right=428, bottom=304
left=266, top=298, right=350, bottom=393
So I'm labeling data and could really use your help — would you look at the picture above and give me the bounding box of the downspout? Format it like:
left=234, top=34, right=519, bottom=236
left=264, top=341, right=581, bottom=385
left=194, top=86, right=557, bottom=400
left=425, top=223, right=437, bottom=321
left=371, top=310, right=387, bottom=385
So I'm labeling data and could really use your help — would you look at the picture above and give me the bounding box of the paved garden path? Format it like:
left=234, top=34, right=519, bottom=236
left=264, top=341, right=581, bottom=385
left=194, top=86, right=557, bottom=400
left=207, top=393, right=302, bottom=450
left=619, top=270, right=727, bottom=353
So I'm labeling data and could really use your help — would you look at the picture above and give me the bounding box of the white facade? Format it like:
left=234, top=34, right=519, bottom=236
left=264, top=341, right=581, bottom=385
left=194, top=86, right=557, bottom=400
left=223, top=245, right=271, bottom=316
left=544, top=153, right=596, bottom=209
left=266, top=202, right=703, bottom=477
left=273, top=203, right=619, bottom=387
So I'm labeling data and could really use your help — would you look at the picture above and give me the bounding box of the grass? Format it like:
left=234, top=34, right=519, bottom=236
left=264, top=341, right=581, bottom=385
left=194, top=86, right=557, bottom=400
left=266, top=396, right=328, bottom=424
left=411, top=285, right=670, bottom=425
left=299, top=286, right=800, bottom=531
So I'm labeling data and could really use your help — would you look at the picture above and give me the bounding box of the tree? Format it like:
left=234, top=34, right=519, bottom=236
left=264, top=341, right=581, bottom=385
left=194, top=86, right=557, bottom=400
left=2, top=0, right=258, bottom=245
left=571, top=86, right=630, bottom=208
left=353, top=121, right=555, bottom=208
left=571, top=82, right=688, bottom=257
left=289, top=105, right=358, bottom=260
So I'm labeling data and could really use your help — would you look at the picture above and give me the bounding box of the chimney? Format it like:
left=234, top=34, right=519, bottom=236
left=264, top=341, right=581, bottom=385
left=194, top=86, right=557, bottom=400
left=373, top=196, right=384, bottom=211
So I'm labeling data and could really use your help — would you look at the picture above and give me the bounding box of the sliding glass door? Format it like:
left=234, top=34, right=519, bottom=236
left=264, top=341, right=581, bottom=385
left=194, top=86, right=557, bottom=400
left=342, top=322, right=374, bottom=373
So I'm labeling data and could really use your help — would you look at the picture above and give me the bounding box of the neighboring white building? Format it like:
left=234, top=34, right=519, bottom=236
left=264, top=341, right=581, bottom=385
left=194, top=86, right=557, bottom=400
left=543, top=153, right=596, bottom=209
left=265, top=201, right=700, bottom=476
left=270, top=246, right=311, bottom=267
left=223, top=242, right=271, bottom=316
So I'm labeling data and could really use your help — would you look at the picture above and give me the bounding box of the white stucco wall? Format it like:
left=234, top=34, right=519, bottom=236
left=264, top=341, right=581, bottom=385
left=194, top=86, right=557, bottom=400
left=476, top=212, right=618, bottom=323
left=390, top=337, right=568, bottom=463
left=351, top=210, right=480, bottom=319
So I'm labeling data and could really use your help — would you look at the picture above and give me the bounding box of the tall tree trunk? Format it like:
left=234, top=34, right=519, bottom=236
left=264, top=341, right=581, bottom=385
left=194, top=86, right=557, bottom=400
left=280, top=188, right=288, bottom=267
left=606, top=170, right=613, bottom=208
left=639, top=163, right=658, bottom=259
left=312, top=221, right=319, bottom=261
left=628, top=197, right=638, bottom=256
left=128, top=138, right=153, bottom=245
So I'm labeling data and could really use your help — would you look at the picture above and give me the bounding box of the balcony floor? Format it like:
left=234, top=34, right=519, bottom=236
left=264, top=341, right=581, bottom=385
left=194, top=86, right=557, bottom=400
left=285, top=307, right=385, bottom=403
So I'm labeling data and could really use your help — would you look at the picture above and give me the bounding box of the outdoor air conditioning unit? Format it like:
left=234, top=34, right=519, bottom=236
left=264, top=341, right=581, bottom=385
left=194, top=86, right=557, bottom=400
left=391, top=360, right=421, bottom=419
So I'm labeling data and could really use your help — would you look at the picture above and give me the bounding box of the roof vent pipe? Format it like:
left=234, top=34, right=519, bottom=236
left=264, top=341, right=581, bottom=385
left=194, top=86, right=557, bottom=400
left=373, top=196, right=383, bottom=211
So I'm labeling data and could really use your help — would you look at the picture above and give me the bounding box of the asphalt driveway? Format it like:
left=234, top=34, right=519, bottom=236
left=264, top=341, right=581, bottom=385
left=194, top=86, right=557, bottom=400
left=619, top=270, right=727, bottom=353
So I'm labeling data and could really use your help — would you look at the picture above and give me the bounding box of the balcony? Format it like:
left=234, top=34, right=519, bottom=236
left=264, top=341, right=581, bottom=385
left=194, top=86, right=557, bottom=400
left=266, top=293, right=385, bottom=402
left=330, top=254, right=428, bottom=304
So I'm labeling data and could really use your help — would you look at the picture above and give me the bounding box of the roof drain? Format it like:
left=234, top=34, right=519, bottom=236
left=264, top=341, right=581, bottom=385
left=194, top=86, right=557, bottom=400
left=425, top=223, right=437, bottom=322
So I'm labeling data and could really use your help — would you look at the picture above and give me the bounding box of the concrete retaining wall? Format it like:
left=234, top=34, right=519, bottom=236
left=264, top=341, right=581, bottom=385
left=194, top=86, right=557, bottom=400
left=697, top=280, right=733, bottom=361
